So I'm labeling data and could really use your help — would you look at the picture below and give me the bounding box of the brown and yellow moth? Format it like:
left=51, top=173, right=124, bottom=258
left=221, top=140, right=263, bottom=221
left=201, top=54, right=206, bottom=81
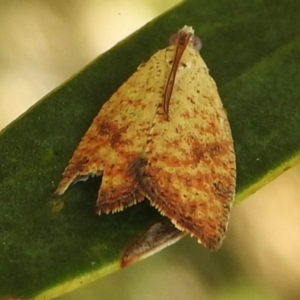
left=55, top=25, right=236, bottom=250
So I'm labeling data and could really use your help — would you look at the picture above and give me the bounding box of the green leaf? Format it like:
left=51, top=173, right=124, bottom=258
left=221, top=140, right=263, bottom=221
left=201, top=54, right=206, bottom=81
left=1, top=0, right=300, bottom=299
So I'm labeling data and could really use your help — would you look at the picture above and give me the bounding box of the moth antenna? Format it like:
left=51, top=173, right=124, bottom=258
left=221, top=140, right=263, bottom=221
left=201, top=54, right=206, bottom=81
left=163, top=30, right=193, bottom=117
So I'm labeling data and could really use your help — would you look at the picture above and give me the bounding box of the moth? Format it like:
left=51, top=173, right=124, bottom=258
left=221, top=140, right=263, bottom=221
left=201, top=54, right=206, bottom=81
left=55, top=25, right=236, bottom=250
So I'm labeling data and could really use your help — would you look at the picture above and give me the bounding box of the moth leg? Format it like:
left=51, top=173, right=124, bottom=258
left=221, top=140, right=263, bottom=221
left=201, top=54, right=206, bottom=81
left=121, top=219, right=185, bottom=267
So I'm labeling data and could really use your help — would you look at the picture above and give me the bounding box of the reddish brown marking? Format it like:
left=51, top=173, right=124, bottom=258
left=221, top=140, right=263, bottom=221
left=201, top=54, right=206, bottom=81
left=213, top=179, right=234, bottom=200
left=97, top=122, right=110, bottom=135
left=75, top=156, right=89, bottom=172
left=208, top=143, right=222, bottom=156
left=181, top=111, right=190, bottom=119
left=110, top=126, right=129, bottom=147
left=192, top=145, right=204, bottom=160
left=110, top=132, right=122, bottom=146
left=164, top=138, right=181, bottom=149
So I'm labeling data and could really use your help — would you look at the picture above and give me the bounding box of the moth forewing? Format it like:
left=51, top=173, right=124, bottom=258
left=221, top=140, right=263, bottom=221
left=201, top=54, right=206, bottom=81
left=55, top=25, right=236, bottom=250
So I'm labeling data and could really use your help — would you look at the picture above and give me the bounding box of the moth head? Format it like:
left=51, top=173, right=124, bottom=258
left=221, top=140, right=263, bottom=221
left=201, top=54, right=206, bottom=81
left=169, top=25, right=202, bottom=51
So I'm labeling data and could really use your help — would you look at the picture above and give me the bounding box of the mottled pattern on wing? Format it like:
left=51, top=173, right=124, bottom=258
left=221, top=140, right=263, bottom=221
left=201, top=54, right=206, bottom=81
left=55, top=49, right=172, bottom=213
left=143, top=46, right=236, bottom=250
